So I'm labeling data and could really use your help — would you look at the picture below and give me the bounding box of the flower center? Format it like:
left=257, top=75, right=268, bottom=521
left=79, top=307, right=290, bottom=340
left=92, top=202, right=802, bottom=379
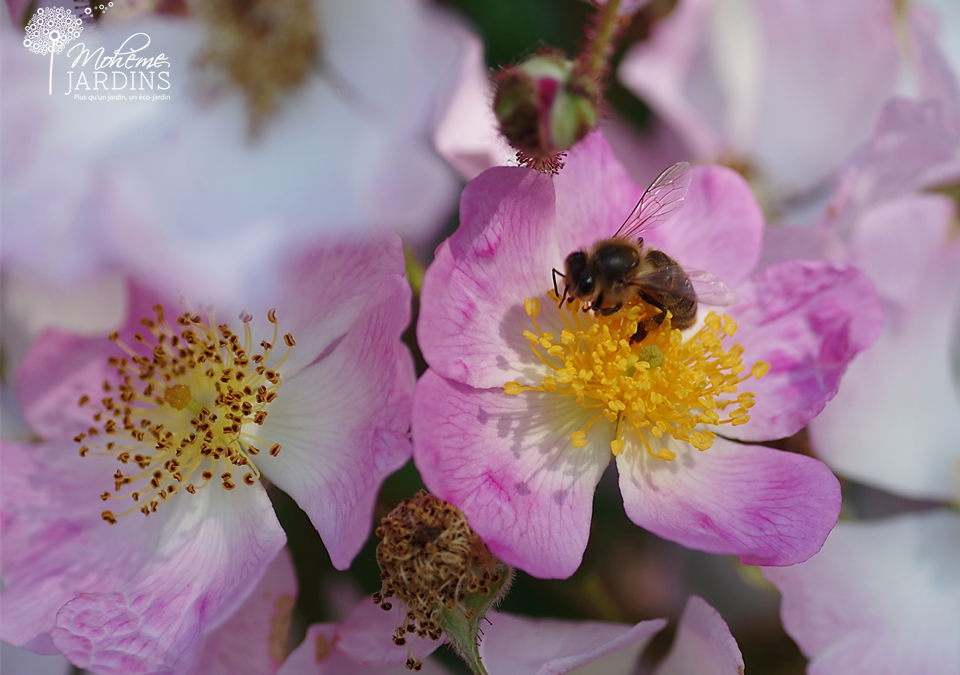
left=193, top=0, right=319, bottom=136
left=505, top=293, right=769, bottom=460
left=74, top=304, right=295, bottom=524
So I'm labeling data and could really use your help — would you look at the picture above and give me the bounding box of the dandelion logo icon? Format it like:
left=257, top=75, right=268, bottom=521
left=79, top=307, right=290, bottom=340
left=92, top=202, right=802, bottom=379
left=23, top=7, right=84, bottom=95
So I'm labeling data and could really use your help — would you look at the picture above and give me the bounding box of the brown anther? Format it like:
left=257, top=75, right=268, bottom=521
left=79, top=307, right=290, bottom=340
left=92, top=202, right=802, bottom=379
left=79, top=447, right=89, bottom=457
left=283, top=333, right=296, bottom=347
left=267, top=308, right=277, bottom=323
left=102, top=511, right=118, bottom=525
left=269, top=443, right=281, bottom=457
left=100, top=491, right=111, bottom=501
left=78, top=395, right=90, bottom=406
left=243, top=473, right=256, bottom=486
left=202, top=471, right=214, bottom=481
left=254, top=411, right=268, bottom=425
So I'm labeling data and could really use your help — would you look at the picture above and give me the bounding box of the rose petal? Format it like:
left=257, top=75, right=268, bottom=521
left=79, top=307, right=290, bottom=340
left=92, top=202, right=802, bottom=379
left=413, top=370, right=610, bottom=579
left=277, top=624, right=452, bottom=675
left=14, top=281, right=167, bottom=442
left=50, top=485, right=286, bottom=674
left=189, top=548, right=298, bottom=675
left=618, top=0, right=725, bottom=162
left=478, top=611, right=666, bottom=675
left=616, top=435, right=840, bottom=566
left=264, top=232, right=407, bottom=378
left=654, top=596, right=744, bottom=675
left=417, top=167, right=562, bottom=389
left=809, top=197, right=960, bottom=500
left=336, top=600, right=441, bottom=667
left=256, top=275, right=414, bottom=570
left=620, top=0, right=898, bottom=198
left=433, top=28, right=513, bottom=181
left=723, top=260, right=882, bottom=442
left=825, top=97, right=960, bottom=236
left=763, top=512, right=960, bottom=675
left=0, top=440, right=164, bottom=654
left=0, top=272, right=125, bottom=376
left=552, top=131, right=645, bottom=254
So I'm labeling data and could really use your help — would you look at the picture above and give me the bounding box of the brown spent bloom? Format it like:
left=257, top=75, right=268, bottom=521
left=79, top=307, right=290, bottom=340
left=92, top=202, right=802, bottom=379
left=190, top=0, right=319, bottom=136
left=373, top=491, right=506, bottom=667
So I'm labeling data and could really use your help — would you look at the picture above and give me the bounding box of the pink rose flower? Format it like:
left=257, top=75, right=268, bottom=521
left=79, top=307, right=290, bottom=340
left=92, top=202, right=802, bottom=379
left=1, top=0, right=470, bottom=303
left=0, top=233, right=414, bottom=674
left=412, top=131, right=881, bottom=579
left=618, top=0, right=901, bottom=213
left=764, top=513, right=960, bottom=675
left=759, top=35, right=960, bottom=672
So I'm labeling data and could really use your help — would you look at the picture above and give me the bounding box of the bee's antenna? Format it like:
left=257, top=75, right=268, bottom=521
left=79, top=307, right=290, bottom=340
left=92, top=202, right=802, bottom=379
left=551, top=268, right=564, bottom=296
left=552, top=268, right=570, bottom=307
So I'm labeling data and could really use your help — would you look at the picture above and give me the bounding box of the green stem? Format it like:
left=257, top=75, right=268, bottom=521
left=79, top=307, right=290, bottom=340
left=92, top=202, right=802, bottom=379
left=582, top=0, right=623, bottom=83
left=438, top=565, right=513, bottom=675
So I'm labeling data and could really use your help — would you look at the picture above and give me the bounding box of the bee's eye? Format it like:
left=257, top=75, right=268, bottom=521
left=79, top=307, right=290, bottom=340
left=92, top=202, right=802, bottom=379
left=578, top=277, right=595, bottom=295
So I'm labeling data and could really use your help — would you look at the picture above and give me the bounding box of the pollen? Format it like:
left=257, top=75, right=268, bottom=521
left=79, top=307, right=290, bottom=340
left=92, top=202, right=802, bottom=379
left=506, top=292, right=768, bottom=461
left=77, top=304, right=295, bottom=523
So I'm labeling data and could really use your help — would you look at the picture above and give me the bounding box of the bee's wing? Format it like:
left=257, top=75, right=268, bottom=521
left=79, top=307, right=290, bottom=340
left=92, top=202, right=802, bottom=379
left=614, top=162, right=692, bottom=240
left=685, top=268, right=739, bottom=305
left=629, top=267, right=738, bottom=306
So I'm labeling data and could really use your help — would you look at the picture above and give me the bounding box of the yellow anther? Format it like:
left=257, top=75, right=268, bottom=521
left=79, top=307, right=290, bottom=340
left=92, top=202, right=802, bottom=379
left=723, top=315, right=738, bottom=336
left=504, top=382, right=524, bottom=395
left=650, top=448, right=677, bottom=461
left=751, top=361, right=771, bottom=379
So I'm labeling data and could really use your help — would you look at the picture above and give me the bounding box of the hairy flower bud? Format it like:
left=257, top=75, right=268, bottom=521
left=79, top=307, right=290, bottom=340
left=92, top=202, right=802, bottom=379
left=493, top=53, right=600, bottom=172
left=374, top=491, right=513, bottom=673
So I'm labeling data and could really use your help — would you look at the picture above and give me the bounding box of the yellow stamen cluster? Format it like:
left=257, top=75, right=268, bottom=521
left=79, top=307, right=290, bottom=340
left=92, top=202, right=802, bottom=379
left=374, top=492, right=506, bottom=671
left=505, top=294, right=769, bottom=461
left=75, top=304, right=295, bottom=523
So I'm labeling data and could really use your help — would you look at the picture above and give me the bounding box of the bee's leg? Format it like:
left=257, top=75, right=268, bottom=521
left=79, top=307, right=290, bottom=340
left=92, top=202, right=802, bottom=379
left=631, top=291, right=667, bottom=343
left=600, top=301, right=622, bottom=316
left=631, top=323, right=649, bottom=343
left=591, top=292, right=605, bottom=313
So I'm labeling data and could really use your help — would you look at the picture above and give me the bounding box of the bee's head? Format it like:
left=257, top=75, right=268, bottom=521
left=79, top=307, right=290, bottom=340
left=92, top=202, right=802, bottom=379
left=563, top=251, right=595, bottom=300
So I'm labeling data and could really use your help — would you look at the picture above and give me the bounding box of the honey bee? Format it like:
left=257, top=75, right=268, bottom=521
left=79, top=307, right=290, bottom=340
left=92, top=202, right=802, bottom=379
left=553, top=162, right=736, bottom=342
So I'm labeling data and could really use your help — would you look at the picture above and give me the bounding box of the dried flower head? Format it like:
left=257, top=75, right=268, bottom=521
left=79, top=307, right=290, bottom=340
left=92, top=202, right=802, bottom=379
left=374, top=491, right=513, bottom=671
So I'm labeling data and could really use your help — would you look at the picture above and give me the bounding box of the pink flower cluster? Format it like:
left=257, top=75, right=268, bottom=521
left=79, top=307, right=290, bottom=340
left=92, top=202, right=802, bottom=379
left=3, top=0, right=959, bottom=672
